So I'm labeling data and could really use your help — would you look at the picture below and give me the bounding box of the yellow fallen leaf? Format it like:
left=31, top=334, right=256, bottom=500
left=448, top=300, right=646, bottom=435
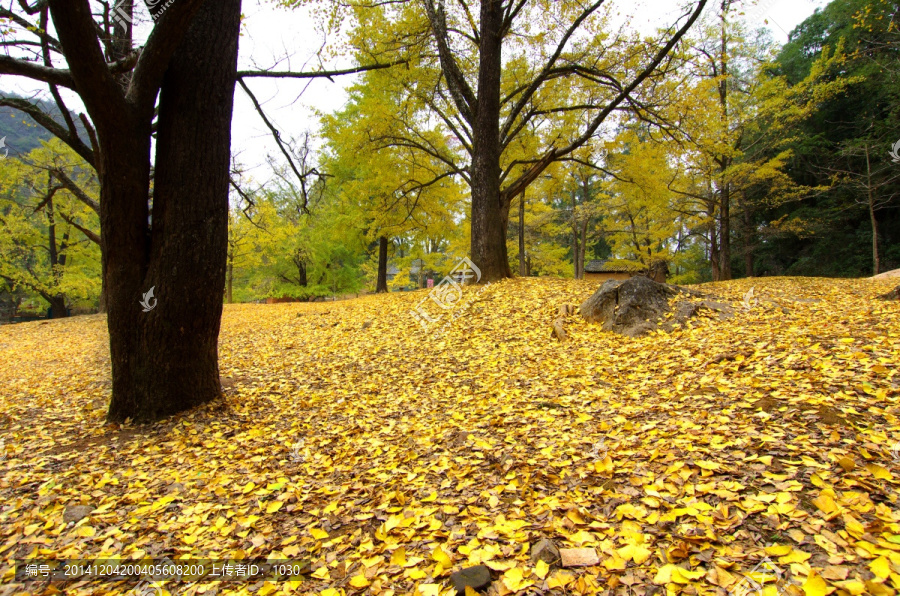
left=391, top=547, right=407, bottom=567
left=348, top=575, right=370, bottom=588
left=779, top=549, right=812, bottom=564
left=311, top=566, right=330, bottom=580
left=533, top=559, right=550, bottom=580
left=765, top=544, right=792, bottom=556
left=310, top=528, right=329, bottom=540
left=502, top=567, right=534, bottom=591
left=547, top=571, right=574, bottom=589
left=802, top=572, right=828, bottom=596
left=265, top=500, right=283, bottom=514
left=812, top=492, right=837, bottom=515
left=866, top=463, right=893, bottom=480
left=417, top=584, right=440, bottom=596
left=603, top=552, right=627, bottom=571
left=870, top=556, right=891, bottom=580
left=432, top=545, right=452, bottom=568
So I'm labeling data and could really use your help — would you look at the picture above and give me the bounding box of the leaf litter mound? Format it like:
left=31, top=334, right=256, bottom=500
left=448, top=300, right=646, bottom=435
left=0, top=277, right=898, bottom=596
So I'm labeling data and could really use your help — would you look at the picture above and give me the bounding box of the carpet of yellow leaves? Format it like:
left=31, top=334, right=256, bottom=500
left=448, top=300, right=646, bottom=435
left=0, top=277, right=899, bottom=596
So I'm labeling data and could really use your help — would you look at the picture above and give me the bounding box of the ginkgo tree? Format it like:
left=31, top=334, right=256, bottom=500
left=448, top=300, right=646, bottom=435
left=288, top=0, right=709, bottom=282
left=321, top=65, right=465, bottom=293
left=658, top=1, right=854, bottom=279
left=601, top=127, right=683, bottom=268
left=0, top=142, right=101, bottom=316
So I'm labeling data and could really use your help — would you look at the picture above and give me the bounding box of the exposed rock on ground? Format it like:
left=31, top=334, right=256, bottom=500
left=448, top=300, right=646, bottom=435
left=872, top=268, right=900, bottom=280
left=878, top=285, right=900, bottom=301
left=580, top=276, right=733, bottom=337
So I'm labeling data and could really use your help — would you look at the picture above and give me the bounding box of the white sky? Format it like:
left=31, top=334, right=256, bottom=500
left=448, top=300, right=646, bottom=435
left=232, top=0, right=829, bottom=183
left=2, top=0, right=828, bottom=183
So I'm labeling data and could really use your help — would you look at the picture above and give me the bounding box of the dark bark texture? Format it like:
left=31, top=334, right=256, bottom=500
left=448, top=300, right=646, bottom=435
left=105, top=0, right=241, bottom=422
left=469, top=0, right=509, bottom=283
left=376, top=236, right=389, bottom=293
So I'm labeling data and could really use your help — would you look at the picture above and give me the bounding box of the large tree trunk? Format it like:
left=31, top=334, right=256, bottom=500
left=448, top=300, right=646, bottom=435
left=469, top=0, right=509, bottom=283
left=98, top=281, right=108, bottom=313
left=376, top=235, right=389, bottom=293
left=47, top=294, right=68, bottom=319
left=105, top=0, right=241, bottom=422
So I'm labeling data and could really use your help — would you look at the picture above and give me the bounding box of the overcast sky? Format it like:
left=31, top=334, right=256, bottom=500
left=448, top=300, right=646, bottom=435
left=230, top=0, right=827, bottom=182
left=3, top=0, right=828, bottom=183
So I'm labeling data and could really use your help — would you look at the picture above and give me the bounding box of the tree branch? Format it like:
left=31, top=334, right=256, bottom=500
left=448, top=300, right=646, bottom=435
left=237, top=59, right=406, bottom=81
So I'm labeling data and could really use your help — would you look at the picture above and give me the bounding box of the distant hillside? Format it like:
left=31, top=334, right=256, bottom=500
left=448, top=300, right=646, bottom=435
left=0, top=92, right=88, bottom=158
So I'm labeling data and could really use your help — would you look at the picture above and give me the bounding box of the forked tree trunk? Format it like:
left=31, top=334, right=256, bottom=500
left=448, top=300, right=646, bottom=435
left=375, top=235, right=389, bottom=293
left=105, top=0, right=241, bottom=422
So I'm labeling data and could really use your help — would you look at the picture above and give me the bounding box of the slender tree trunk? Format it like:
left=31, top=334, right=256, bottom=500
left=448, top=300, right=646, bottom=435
left=740, top=191, right=754, bottom=277
left=865, top=146, right=880, bottom=275
left=869, top=188, right=880, bottom=276
left=710, top=221, right=721, bottom=282
left=469, top=0, right=509, bottom=283
left=518, top=194, right=526, bottom=276
left=226, top=248, right=234, bottom=303
left=572, top=190, right=580, bottom=279
left=376, top=235, right=389, bottom=293
left=713, top=4, right=732, bottom=281
left=581, top=222, right=588, bottom=278
left=719, top=183, right=732, bottom=280
left=105, top=0, right=241, bottom=422
left=44, top=178, right=70, bottom=318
